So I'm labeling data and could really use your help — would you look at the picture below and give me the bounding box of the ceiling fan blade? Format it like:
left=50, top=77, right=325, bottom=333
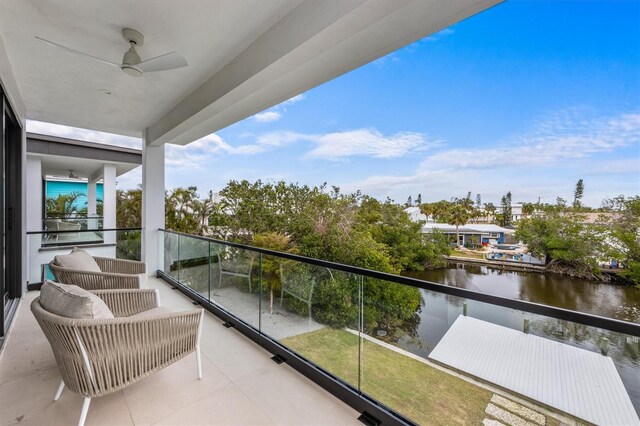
left=137, top=51, right=187, bottom=73
left=35, top=36, right=120, bottom=68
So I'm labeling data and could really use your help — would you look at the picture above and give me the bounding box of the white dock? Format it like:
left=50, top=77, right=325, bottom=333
left=429, top=315, right=640, bottom=425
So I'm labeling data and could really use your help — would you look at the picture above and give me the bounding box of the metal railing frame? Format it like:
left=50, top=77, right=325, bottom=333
left=158, top=229, right=639, bottom=426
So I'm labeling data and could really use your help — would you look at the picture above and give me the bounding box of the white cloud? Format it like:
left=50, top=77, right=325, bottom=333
left=165, top=133, right=232, bottom=169
left=252, top=93, right=305, bottom=124
left=225, top=129, right=438, bottom=160
left=418, top=111, right=640, bottom=171
left=27, top=120, right=142, bottom=149
left=116, top=167, right=141, bottom=190
left=253, top=111, right=282, bottom=123
left=304, top=129, right=437, bottom=160
left=339, top=110, right=640, bottom=205
left=423, top=28, right=455, bottom=43
left=283, top=94, right=305, bottom=105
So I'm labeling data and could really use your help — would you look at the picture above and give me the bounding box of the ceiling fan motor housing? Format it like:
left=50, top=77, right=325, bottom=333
left=122, top=28, right=144, bottom=46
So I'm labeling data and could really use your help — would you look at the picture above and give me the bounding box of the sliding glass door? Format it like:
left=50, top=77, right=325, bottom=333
left=0, top=86, right=22, bottom=339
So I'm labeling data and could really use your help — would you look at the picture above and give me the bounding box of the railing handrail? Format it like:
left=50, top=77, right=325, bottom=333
left=43, top=216, right=105, bottom=219
left=160, top=228, right=640, bottom=337
left=27, top=227, right=142, bottom=235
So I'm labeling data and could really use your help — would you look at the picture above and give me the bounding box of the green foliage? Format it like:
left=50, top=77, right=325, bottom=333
left=312, top=273, right=361, bottom=328
left=603, top=196, right=640, bottom=286
left=116, top=181, right=449, bottom=328
left=116, top=230, right=141, bottom=261
left=116, top=188, right=142, bottom=227
left=165, top=187, right=216, bottom=235
left=573, top=179, right=585, bottom=209
left=45, top=192, right=82, bottom=218
left=516, top=210, right=603, bottom=278
left=499, top=191, right=512, bottom=226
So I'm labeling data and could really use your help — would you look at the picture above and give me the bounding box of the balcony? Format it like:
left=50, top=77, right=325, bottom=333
left=0, top=1, right=638, bottom=425
left=3, top=229, right=640, bottom=425
left=0, top=276, right=360, bottom=425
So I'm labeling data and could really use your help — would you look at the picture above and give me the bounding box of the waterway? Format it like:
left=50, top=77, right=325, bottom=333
left=394, top=263, right=640, bottom=413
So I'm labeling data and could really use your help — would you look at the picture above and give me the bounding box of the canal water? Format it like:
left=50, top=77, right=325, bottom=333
left=396, top=263, right=640, bottom=413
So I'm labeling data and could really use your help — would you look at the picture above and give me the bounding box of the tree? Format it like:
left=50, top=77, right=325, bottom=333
left=573, top=179, right=584, bottom=209
left=484, top=202, right=496, bottom=223
left=476, top=194, right=482, bottom=209
left=116, top=188, right=142, bottom=228
left=603, top=196, right=640, bottom=286
left=447, top=200, right=473, bottom=247
left=499, top=192, right=512, bottom=226
left=556, top=197, right=567, bottom=209
left=516, top=210, right=605, bottom=279
left=415, top=193, right=422, bottom=205
left=406, top=195, right=412, bottom=207
left=522, top=202, right=535, bottom=218
left=45, top=192, right=82, bottom=219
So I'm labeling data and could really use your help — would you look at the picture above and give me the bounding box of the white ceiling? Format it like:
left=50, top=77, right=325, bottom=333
left=0, top=0, right=301, bottom=137
left=35, top=154, right=139, bottom=180
left=0, top=0, right=502, bottom=145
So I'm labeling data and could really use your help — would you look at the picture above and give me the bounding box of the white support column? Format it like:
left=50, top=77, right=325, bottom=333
left=26, top=156, right=43, bottom=232
left=142, top=136, right=165, bottom=276
left=102, top=164, right=116, bottom=246
left=26, top=156, right=43, bottom=285
left=87, top=179, right=97, bottom=217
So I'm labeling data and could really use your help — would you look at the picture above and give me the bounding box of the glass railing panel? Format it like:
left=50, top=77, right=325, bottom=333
left=44, top=216, right=104, bottom=231
left=154, top=231, right=639, bottom=424
left=175, top=234, right=211, bottom=299
left=27, top=229, right=142, bottom=286
left=162, top=230, right=180, bottom=281
left=264, top=256, right=362, bottom=389
left=360, top=277, right=640, bottom=425
left=208, top=243, right=260, bottom=329
left=116, top=229, right=142, bottom=261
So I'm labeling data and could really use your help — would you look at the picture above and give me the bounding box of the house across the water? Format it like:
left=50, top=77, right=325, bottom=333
left=422, top=223, right=514, bottom=247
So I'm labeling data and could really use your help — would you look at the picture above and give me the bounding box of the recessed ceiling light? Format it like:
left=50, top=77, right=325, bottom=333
left=99, top=89, right=112, bottom=95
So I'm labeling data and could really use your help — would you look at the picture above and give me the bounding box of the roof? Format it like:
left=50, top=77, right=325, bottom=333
left=430, top=316, right=640, bottom=425
left=422, top=223, right=513, bottom=234
left=27, top=132, right=141, bottom=179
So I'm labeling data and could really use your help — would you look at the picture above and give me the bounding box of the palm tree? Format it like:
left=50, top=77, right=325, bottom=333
left=45, top=192, right=82, bottom=219
left=448, top=203, right=472, bottom=247
left=484, top=202, right=497, bottom=223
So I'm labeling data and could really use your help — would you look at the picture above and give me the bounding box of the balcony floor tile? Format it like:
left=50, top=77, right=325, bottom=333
left=0, top=277, right=359, bottom=425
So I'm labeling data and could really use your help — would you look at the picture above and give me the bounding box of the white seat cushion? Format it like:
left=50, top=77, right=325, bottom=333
left=40, top=280, right=114, bottom=319
left=54, top=248, right=101, bottom=272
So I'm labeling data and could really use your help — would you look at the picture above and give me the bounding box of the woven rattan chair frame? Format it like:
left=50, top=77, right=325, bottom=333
left=32, top=288, right=204, bottom=426
left=49, top=256, right=146, bottom=290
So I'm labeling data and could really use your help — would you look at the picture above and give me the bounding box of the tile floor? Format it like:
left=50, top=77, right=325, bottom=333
left=0, top=278, right=360, bottom=425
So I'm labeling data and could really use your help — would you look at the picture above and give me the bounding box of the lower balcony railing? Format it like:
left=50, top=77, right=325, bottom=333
left=158, top=229, right=640, bottom=426
left=27, top=227, right=142, bottom=289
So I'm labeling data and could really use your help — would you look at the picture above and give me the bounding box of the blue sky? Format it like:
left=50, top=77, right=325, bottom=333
left=29, top=0, right=640, bottom=207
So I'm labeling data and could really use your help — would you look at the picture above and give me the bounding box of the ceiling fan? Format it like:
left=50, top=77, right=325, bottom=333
left=68, top=170, right=79, bottom=179
left=36, top=28, right=187, bottom=77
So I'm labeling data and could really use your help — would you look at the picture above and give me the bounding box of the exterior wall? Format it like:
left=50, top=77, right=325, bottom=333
left=45, top=180, right=104, bottom=210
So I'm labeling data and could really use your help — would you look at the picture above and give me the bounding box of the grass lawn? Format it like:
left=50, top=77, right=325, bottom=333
left=449, top=250, right=487, bottom=260
left=283, top=328, right=492, bottom=425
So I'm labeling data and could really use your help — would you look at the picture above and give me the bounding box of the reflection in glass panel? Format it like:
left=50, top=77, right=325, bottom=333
left=176, top=235, right=210, bottom=298
left=271, top=258, right=362, bottom=389
left=208, top=243, right=260, bottom=329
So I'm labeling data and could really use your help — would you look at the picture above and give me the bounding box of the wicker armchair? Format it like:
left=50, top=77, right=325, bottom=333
left=32, top=288, right=204, bottom=426
left=49, top=256, right=146, bottom=290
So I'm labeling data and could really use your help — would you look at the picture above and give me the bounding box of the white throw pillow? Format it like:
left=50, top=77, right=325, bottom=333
left=40, top=280, right=114, bottom=319
left=54, top=248, right=101, bottom=272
